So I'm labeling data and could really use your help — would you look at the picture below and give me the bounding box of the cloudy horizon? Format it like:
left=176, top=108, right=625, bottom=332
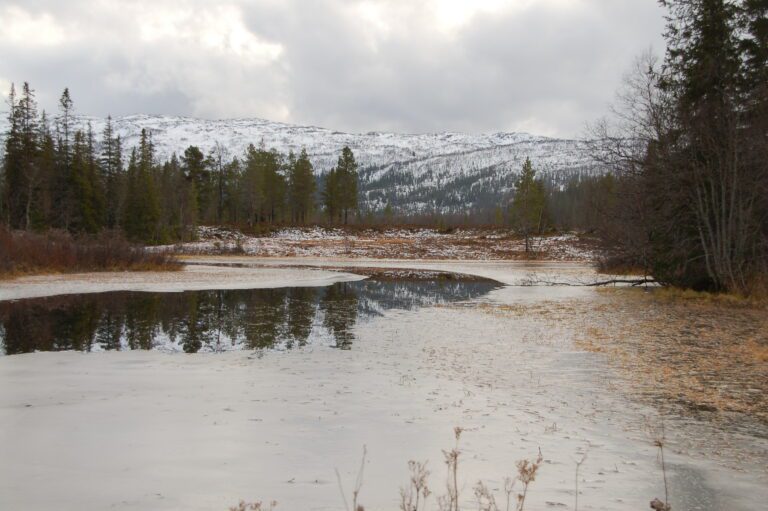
left=0, top=0, right=666, bottom=137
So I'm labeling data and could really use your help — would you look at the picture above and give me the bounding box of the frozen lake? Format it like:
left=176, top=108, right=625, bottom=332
left=0, top=261, right=766, bottom=511
left=0, top=279, right=501, bottom=354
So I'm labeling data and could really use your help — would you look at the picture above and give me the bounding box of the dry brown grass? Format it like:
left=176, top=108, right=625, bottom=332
left=732, top=339, right=768, bottom=363
left=652, top=286, right=768, bottom=308
left=471, top=288, right=768, bottom=425
left=0, top=227, right=181, bottom=278
left=582, top=293, right=768, bottom=421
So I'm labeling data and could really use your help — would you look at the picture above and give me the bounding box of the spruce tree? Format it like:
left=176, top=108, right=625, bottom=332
left=54, top=88, right=76, bottom=230
left=1, top=82, right=47, bottom=230
left=286, top=150, right=297, bottom=222
left=289, top=148, right=316, bottom=224
left=336, top=146, right=358, bottom=224
left=122, top=148, right=140, bottom=238
left=121, top=130, right=161, bottom=242
left=2, top=83, right=22, bottom=227
left=225, top=157, right=242, bottom=224
left=68, top=130, right=100, bottom=233
left=139, top=129, right=162, bottom=242
left=18, top=83, right=40, bottom=230
left=56, top=88, right=74, bottom=166
left=181, top=145, right=210, bottom=221
left=740, top=0, right=768, bottom=96
left=261, top=148, right=285, bottom=223
left=35, top=111, right=56, bottom=229
left=323, top=167, right=340, bottom=223
left=210, top=142, right=229, bottom=224
left=159, top=154, right=184, bottom=239
left=162, top=152, right=197, bottom=239
left=86, top=122, right=106, bottom=229
left=242, top=144, right=264, bottom=226
left=100, top=116, right=123, bottom=228
left=510, top=158, right=547, bottom=253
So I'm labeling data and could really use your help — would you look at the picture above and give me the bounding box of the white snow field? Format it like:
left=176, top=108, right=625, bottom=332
left=0, top=114, right=597, bottom=177
left=1, top=261, right=766, bottom=511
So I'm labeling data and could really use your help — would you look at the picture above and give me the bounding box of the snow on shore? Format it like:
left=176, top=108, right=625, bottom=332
left=0, top=264, right=365, bottom=302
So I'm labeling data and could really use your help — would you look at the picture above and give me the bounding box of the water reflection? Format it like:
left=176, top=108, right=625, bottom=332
left=0, top=279, right=499, bottom=355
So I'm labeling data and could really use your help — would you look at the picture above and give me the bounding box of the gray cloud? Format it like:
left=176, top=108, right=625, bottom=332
left=0, top=0, right=666, bottom=137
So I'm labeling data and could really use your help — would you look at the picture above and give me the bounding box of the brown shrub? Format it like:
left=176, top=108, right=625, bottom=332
left=0, top=227, right=180, bottom=277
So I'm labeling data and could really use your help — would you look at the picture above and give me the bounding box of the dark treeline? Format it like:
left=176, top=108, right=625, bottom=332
left=1, top=86, right=359, bottom=243
left=589, top=0, right=768, bottom=295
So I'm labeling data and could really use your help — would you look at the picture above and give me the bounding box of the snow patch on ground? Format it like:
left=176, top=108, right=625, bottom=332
left=168, top=226, right=598, bottom=262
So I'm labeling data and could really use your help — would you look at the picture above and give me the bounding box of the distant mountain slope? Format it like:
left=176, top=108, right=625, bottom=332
left=0, top=114, right=603, bottom=213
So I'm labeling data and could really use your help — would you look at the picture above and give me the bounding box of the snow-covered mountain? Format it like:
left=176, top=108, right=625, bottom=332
left=0, top=114, right=604, bottom=213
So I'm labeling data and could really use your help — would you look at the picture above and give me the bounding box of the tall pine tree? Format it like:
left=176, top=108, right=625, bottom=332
left=336, top=146, right=358, bottom=225
left=323, top=166, right=340, bottom=223
left=100, top=116, right=123, bottom=228
left=54, top=88, right=76, bottom=230
left=2, top=83, right=23, bottom=227
left=68, top=129, right=101, bottom=233
left=121, top=130, right=161, bottom=242
left=510, top=157, right=547, bottom=253
left=288, top=148, right=316, bottom=224
left=181, top=145, right=210, bottom=221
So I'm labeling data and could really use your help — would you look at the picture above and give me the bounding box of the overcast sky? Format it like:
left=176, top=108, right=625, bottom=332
left=0, top=0, right=666, bottom=138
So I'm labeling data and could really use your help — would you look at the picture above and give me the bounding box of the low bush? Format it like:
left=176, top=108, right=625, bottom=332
left=0, top=227, right=181, bottom=277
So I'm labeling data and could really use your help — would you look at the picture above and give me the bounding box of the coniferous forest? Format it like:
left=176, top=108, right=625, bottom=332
left=1, top=86, right=359, bottom=244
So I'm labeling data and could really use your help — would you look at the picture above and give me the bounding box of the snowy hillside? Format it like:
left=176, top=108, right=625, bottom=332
left=0, top=114, right=604, bottom=213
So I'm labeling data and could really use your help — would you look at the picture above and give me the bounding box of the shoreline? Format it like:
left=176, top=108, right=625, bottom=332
left=0, top=258, right=600, bottom=302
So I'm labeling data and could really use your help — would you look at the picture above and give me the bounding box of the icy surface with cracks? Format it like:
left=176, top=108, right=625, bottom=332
left=0, top=260, right=765, bottom=511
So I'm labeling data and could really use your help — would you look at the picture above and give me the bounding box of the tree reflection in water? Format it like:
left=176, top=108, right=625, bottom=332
left=0, top=279, right=499, bottom=355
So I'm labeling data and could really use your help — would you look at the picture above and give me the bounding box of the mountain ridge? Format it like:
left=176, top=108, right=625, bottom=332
left=0, top=114, right=603, bottom=213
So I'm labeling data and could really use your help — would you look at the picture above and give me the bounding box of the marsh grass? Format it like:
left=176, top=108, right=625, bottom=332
left=651, top=286, right=768, bottom=308
left=473, top=291, right=768, bottom=424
